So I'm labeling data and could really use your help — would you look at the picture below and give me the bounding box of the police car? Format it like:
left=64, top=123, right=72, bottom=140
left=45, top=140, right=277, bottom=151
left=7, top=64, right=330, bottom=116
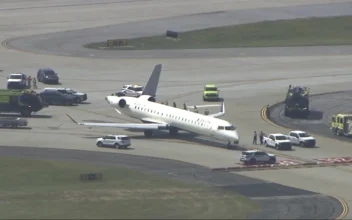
left=115, top=84, right=144, bottom=97
left=240, top=149, right=276, bottom=165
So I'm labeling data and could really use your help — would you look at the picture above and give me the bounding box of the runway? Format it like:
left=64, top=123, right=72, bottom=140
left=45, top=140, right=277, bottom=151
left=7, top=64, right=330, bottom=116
left=1, top=0, right=352, bottom=218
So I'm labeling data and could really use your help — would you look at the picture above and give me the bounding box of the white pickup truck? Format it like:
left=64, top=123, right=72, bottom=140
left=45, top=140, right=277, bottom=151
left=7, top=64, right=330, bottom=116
left=287, top=130, right=316, bottom=147
left=263, top=133, right=292, bottom=150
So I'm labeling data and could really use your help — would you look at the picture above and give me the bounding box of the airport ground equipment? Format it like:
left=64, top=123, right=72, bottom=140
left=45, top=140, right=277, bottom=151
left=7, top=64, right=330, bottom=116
left=0, top=117, right=28, bottom=128
left=240, top=150, right=276, bottom=165
left=0, top=89, right=48, bottom=117
left=203, top=84, right=220, bottom=101
left=284, top=85, right=310, bottom=117
left=331, top=114, right=352, bottom=137
left=287, top=130, right=316, bottom=147
left=263, top=133, right=292, bottom=150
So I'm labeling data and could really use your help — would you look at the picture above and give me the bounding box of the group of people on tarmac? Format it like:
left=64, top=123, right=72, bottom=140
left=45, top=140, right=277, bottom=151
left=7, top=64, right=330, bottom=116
left=160, top=101, right=210, bottom=115
left=26, top=76, right=37, bottom=89
left=253, top=130, right=267, bottom=145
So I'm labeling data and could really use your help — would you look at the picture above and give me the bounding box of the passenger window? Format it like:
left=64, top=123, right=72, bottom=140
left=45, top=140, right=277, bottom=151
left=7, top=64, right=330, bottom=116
left=332, top=117, right=336, bottom=122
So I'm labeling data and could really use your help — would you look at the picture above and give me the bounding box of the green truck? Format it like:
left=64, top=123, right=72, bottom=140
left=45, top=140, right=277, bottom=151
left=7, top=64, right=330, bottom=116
left=0, top=89, right=48, bottom=117
left=203, top=84, right=220, bottom=101
left=284, top=85, right=310, bottom=118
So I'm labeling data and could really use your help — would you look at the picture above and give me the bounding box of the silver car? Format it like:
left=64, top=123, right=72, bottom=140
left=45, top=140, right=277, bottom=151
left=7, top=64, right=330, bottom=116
left=43, top=88, right=87, bottom=103
left=0, top=117, right=28, bottom=128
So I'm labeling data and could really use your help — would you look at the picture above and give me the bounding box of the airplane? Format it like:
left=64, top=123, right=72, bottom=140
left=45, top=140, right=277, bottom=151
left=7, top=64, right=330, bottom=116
left=66, top=64, right=240, bottom=147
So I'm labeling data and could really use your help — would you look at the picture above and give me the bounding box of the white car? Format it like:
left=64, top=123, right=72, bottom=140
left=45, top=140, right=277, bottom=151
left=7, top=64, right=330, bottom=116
left=7, top=73, right=27, bottom=89
left=240, top=150, right=276, bottom=165
left=96, top=135, right=131, bottom=149
left=263, top=133, right=292, bottom=150
left=287, top=130, right=316, bottom=147
left=43, top=88, right=87, bottom=103
left=122, top=84, right=144, bottom=94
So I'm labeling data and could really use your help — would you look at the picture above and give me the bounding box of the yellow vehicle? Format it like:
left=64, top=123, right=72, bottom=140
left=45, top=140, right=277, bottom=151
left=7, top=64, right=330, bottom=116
left=331, top=114, right=352, bottom=137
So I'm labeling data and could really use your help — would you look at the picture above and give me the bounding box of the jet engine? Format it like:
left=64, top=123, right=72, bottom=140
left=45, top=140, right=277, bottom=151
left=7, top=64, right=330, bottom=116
left=118, top=98, right=127, bottom=108
left=138, top=95, right=156, bottom=102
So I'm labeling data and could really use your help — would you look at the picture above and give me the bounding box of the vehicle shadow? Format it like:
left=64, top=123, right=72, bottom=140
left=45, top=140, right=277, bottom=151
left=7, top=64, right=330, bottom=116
left=0, top=114, right=52, bottom=118
left=0, top=127, right=32, bottom=130
left=287, top=110, right=323, bottom=120
left=204, top=98, right=224, bottom=102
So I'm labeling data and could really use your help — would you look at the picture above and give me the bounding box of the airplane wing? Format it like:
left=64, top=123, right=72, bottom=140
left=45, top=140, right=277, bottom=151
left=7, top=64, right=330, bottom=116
left=186, top=103, right=225, bottom=118
left=66, top=114, right=169, bottom=130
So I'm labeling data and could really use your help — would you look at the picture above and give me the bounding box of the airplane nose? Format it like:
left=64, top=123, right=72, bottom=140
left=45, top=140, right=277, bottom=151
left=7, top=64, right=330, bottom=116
left=105, top=96, right=112, bottom=104
left=233, top=130, right=240, bottom=144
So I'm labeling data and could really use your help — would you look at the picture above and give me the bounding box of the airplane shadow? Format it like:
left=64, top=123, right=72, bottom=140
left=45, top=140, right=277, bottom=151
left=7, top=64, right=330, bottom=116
left=129, top=131, right=246, bottom=151
left=0, top=114, right=52, bottom=118
left=80, top=131, right=244, bottom=150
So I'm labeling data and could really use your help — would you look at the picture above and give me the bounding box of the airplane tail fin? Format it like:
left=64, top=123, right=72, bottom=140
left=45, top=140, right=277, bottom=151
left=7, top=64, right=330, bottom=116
left=142, top=64, right=162, bottom=97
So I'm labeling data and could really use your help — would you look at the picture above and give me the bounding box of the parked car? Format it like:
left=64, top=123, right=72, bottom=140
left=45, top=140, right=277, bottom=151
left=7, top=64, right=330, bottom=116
left=43, top=88, right=87, bottom=103
left=96, top=135, right=131, bottom=149
left=7, top=73, right=27, bottom=89
left=263, top=133, right=292, bottom=150
left=40, top=89, right=76, bottom=106
left=287, top=130, right=316, bottom=147
left=240, top=150, right=276, bottom=165
left=0, top=117, right=28, bottom=128
left=37, top=68, right=59, bottom=84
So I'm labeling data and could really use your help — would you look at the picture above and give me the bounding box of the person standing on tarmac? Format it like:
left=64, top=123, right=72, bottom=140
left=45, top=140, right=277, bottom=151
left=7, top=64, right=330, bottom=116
left=194, top=106, right=198, bottom=113
left=253, top=131, right=257, bottom=145
left=204, top=109, right=209, bottom=115
left=259, top=131, right=264, bottom=145
left=32, top=77, right=37, bottom=89
left=27, top=76, right=32, bottom=88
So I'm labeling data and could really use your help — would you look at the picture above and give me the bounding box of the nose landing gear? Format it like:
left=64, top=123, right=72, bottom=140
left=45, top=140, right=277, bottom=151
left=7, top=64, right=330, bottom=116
left=227, top=140, right=239, bottom=149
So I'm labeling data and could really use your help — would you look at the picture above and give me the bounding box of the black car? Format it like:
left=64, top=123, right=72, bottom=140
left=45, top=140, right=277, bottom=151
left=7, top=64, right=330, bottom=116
left=40, top=89, right=76, bottom=106
left=37, top=68, right=59, bottom=84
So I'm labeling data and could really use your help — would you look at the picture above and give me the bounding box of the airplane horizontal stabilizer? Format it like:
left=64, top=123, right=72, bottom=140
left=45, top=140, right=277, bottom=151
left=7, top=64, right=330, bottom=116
left=66, top=114, right=169, bottom=130
left=187, top=104, right=221, bottom=109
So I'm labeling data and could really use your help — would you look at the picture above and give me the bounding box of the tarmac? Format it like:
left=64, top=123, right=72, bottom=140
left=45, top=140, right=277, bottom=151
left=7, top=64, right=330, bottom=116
left=1, top=0, right=352, bottom=218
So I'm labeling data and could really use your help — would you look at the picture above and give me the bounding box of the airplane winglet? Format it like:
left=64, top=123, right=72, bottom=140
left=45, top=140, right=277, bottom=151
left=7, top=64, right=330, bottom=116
left=66, top=113, right=80, bottom=124
left=208, top=102, right=225, bottom=118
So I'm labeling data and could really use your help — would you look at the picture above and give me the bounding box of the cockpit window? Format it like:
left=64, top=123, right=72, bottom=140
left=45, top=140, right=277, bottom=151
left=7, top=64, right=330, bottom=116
left=217, top=126, right=224, bottom=130
left=225, top=125, right=236, bottom=130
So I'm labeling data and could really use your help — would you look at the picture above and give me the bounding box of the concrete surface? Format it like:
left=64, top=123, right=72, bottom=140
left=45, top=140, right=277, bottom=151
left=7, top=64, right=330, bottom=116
left=1, top=0, right=352, bottom=218
left=5, top=2, right=352, bottom=59
left=0, top=145, right=343, bottom=219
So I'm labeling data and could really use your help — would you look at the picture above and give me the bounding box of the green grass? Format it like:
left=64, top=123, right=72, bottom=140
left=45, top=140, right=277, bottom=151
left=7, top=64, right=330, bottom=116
left=0, top=157, right=258, bottom=219
left=85, top=16, right=352, bottom=50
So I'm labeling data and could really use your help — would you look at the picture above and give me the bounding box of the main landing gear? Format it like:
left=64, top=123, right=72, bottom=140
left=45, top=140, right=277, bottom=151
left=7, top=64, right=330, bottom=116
left=144, top=130, right=153, bottom=137
left=143, top=127, right=179, bottom=138
left=227, top=141, right=239, bottom=149
left=169, top=127, right=179, bottom=136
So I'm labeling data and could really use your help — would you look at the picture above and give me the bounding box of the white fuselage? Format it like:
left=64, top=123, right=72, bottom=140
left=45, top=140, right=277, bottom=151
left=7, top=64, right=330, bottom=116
left=106, top=96, right=239, bottom=144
